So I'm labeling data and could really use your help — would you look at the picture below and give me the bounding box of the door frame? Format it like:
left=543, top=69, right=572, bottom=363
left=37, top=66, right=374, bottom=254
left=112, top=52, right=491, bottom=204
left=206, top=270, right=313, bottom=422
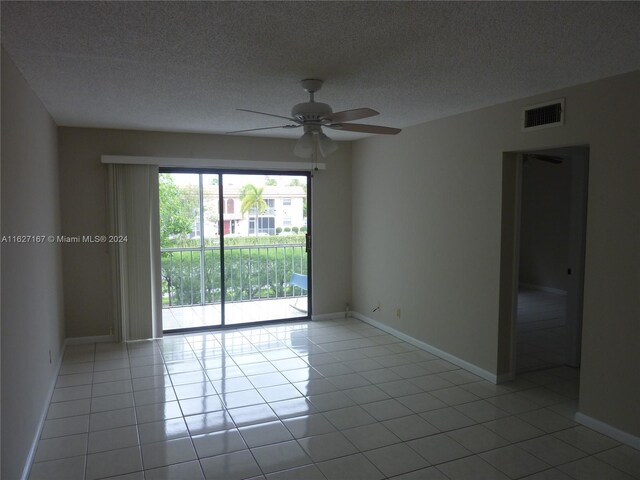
left=159, top=167, right=313, bottom=332
left=498, top=146, right=589, bottom=380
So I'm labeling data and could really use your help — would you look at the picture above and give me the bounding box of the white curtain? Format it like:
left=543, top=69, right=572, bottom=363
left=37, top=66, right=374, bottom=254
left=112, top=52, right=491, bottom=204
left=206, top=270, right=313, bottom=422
left=108, top=164, right=163, bottom=341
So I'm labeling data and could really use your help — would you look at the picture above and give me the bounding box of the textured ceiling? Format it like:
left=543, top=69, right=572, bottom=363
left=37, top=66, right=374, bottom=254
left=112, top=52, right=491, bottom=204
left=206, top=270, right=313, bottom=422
left=2, top=1, right=639, bottom=140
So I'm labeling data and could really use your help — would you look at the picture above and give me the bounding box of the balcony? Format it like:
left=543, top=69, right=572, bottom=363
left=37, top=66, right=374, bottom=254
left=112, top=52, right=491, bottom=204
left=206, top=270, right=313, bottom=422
left=161, top=242, right=308, bottom=330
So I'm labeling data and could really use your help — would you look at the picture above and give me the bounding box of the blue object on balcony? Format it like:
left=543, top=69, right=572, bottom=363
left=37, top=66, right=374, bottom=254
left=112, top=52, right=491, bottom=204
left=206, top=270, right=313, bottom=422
left=289, top=273, right=308, bottom=291
left=289, top=273, right=308, bottom=313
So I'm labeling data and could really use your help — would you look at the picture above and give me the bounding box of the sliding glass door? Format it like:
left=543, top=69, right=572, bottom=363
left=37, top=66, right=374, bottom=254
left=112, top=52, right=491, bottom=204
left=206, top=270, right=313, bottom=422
left=159, top=170, right=310, bottom=331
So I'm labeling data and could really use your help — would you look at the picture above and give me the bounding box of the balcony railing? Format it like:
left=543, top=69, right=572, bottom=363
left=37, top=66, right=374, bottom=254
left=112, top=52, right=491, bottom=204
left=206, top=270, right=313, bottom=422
left=161, top=243, right=307, bottom=307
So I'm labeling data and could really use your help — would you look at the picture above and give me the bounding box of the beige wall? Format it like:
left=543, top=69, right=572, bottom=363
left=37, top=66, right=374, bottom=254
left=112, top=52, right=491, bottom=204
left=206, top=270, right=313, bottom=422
left=1, top=50, right=65, bottom=480
left=519, top=156, right=572, bottom=291
left=58, top=128, right=352, bottom=337
left=352, top=71, right=640, bottom=437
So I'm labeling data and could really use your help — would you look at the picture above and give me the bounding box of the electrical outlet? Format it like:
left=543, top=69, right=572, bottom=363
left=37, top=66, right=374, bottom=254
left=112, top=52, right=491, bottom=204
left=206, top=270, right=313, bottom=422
left=396, top=308, right=401, bottom=319
left=49, top=349, right=52, bottom=364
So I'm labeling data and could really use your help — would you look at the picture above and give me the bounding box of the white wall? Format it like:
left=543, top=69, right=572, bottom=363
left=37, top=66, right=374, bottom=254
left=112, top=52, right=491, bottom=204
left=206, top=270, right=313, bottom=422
left=1, top=50, right=65, bottom=480
left=352, top=71, right=640, bottom=438
left=58, top=128, right=352, bottom=336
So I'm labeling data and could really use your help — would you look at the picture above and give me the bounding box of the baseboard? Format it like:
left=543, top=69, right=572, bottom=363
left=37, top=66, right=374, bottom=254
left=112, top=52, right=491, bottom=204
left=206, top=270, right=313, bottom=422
left=21, top=341, right=67, bottom=480
left=519, top=283, right=567, bottom=296
left=311, top=312, right=348, bottom=321
left=574, top=412, right=640, bottom=450
left=352, top=312, right=498, bottom=384
left=65, top=334, right=117, bottom=345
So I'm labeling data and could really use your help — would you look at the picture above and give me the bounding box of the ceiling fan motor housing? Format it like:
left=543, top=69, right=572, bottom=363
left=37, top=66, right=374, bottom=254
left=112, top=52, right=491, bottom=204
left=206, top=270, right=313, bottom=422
left=291, top=102, right=333, bottom=123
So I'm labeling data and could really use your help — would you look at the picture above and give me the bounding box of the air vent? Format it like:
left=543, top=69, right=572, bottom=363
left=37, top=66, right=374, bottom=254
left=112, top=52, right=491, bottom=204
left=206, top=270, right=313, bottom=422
left=522, top=99, right=564, bottom=131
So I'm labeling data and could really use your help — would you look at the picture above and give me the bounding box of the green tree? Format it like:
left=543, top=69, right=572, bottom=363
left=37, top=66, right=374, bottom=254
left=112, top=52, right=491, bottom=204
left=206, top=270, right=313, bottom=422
left=265, top=177, right=277, bottom=186
left=159, top=174, right=197, bottom=247
left=289, top=178, right=303, bottom=187
left=240, top=184, right=267, bottom=236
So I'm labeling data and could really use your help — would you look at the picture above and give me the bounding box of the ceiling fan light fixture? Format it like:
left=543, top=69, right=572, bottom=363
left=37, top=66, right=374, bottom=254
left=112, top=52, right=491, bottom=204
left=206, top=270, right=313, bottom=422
left=293, top=131, right=315, bottom=158
left=318, top=133, right=337, bottom=157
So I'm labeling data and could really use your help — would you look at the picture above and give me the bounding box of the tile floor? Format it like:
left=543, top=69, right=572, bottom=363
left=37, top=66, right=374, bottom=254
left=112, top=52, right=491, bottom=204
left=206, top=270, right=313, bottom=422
left=162, top=297, right=308, bottom=331
left=516, top=288, right=568, bottom=373
left=31, top=318, right=640, bottom=480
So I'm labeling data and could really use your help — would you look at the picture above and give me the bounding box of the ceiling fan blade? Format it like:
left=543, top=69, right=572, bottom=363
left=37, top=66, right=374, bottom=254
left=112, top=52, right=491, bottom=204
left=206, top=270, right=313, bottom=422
left=237, top=108, right=298, bottom=123
left=227, top=125, right=300, bottom=134
left=328, top=123, right=401, bottom=135
left=322, top=108, right=379, bottom=123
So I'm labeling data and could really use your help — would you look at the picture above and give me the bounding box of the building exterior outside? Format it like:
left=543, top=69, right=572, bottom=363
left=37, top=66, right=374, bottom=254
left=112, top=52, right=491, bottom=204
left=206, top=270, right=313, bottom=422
left=197, top=183, right=306, bottom=238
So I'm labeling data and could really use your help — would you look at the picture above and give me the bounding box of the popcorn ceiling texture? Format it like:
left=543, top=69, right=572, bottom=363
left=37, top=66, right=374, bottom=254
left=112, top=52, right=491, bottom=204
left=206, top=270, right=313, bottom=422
left=1, top=1, right=639, bottom=138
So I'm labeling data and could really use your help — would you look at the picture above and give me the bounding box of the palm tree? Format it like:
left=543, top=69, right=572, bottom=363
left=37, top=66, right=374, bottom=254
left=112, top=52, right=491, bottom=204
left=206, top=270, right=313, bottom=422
left=240, top=184, right=267, bottom=236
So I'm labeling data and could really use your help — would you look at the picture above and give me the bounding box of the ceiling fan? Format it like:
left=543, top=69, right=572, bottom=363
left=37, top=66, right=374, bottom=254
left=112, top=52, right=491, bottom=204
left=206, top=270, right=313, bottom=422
left=229, top=79, right=401, bottom=158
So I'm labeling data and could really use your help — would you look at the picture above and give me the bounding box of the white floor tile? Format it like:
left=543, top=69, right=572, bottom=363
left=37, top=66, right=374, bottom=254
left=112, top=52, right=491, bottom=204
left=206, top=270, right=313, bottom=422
left=227, top=403, right=278, bottom=426
left=361, top=398, right=414, bottom=421
left=41, top=415, right=89, bottom=439
left=56, top=373, right=93, bottom=388
left=317, top=453, right=385, bottom=480
left=482, top=415, right=545, bottom=442
left=387, top=466, right=449, bottom=479
left=408, top=433, right=471, bottom=465
left=145, top=460, right=204, bottom=480
left=199, top=449, right=262, bottom=480
left=436, top=455, right=510, bottom=480
left=553, top=426, right=620, bottom=454
left=282, top=414, right=336, bottom=439
left=446, top=424, right=511, bottom=453
left=88, top=425, right=139, bottom=453
left=136, top=401, right=183, bottom=424
left=323, top=405, right=377, bottom=430
left=596, top=445, right=640, bottom=478
left=91, top=379, right=133, bottom=397
left=46, top=398, right=91, bottom=420
left=140, top=437, right=197, bottom=469
left=397, top=392, right=447, bottom=413
left=133, top=387, right=176, bottom=406
left=85, top=446, right=142, bottom=480
left=90, top=407, right=137, bottom=431
left=29, top=455, right=85, bottom=480
left=184, top=410, right=235, bottom=435
left=429, top=386, right=480, bottom=406
left=251, top=440, right=312, bottom=474
left=343, top=384, right=390, bottom=404
left=28, top=319, right=626, bottom=480
left=342, top=422, right=402, bottom=451
left=298, top=431, right=358, bottom=462
left=480, top=444, right=550, bottom=478
left=382, top=414, right=439, bottom=441
left=454, top=399, right=510, bottom=422
left=34, top=434, right=87, bottom=462
left=51, top=385, right=92, bottom=403
left=91, top=392, right=135, bottom=412
left=517, top=407, right=576, bottom=433
left=93, top=368, right=132, bottom=384
left=237, top=420, right=292, bottom=448
left=179, top=394, right=224, bottom=416
left=265, top=463, right=326, bottom=480
left=363, top=443, right=429, bottom=477
left=138, top=417, right=189, bottom=444
left=258, top=384, right=303, bottom=403
left=558, top=455, right=637, bottom=480
left=518, top=434, right=587, bottom=466
left=192, top=428, right=247, bottom=458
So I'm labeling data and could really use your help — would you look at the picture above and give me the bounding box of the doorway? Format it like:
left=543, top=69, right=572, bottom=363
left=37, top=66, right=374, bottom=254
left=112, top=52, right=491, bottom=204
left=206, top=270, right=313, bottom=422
left=499, top=146, right=589, bottom=378
left=159, top=170, right=311, bottom=332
